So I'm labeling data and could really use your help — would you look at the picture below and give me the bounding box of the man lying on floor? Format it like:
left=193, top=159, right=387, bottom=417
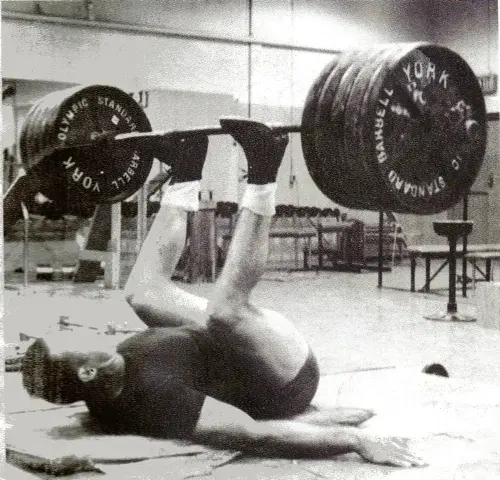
left=22, top=119, right=425, bottom=468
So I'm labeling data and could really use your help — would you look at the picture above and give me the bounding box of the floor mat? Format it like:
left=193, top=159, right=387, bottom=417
left=6, top=370, right=500, bottom=479
left=6, top=406, right=238, bottom=477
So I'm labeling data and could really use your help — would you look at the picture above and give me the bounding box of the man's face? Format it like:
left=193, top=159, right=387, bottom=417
left=23, top=332, right=124, bottom=404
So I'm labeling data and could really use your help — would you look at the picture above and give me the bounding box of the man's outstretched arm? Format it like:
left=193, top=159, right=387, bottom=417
left=191, top=397, right=426, bottom=468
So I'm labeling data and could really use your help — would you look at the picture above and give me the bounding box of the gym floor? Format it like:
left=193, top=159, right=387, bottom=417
left=4, top=260, right=500, bottom=478
left=5, top=260, right=500, bottom=380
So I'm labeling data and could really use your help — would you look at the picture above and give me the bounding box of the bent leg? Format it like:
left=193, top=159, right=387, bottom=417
left=208, top=119, right=311, bottom=396
left=210, top=208, right=310, bottom=386
left=124, top=134, right=209, bottom=328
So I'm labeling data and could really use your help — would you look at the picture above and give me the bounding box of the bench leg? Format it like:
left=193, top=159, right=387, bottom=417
left=472, top=260, right=476, bottom=290
left=424, top=256, right=431, bottom=293
left=303, top=240, right=310, bottom=271
left=411, top=257, right=416, bottom=292
left=462, top=255, right=468, bottom=298
left=318, top=228, right=324, bottom=270
left=421, top=260, right=448, bottom=293
left=486, top=260, right=492, bottom=281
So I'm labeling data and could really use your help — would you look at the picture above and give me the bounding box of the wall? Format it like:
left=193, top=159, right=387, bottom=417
left=1, top=0, right=437, bottom=103
left=427, top=0, right=498, bottom=77
left=1, top=20, right=249, bottom=96
left=2, top=0, right=498, bottom=242
left=1, top=0, right=249, bottom=36
left=487, top=119, right=500, bottom=242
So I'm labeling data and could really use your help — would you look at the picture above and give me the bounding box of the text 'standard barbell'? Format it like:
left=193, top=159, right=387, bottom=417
left=17, top=43, right=487, bottom=216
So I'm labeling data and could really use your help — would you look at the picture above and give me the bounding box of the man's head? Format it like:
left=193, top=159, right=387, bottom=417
left=22, top=332, right=125, bottom=405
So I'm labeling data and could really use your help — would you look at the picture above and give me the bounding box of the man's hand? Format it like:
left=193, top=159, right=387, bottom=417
left=193, top=397, right=428, bottom=467
left=355, top=432, right=427, bottom=468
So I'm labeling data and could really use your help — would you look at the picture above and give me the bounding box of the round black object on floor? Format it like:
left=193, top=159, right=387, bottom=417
left=422, top=363, right=449, bottom=377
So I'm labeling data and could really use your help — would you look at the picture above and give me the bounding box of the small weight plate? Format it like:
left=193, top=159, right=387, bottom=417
left=314, top=50, right=365, bottom=208
left=301, top=56, right=341, bottom=197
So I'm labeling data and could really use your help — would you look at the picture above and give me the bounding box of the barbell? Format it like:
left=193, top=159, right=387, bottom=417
left=12, top=43, right=486, bottom=219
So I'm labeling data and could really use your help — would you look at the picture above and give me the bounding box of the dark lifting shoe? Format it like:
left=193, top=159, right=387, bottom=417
left=158, top=132, right=209, bottom=183
left=220, top=117, right=289, bottom=184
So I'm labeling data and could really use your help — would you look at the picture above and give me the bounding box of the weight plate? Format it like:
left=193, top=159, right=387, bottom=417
left=343, top=46, right=400, bottom=211
left=357, top=43, right=428, bottom=213
left=29, top=98, right=53, bottom=170
left=22, top=85, right=153, bottom=205
left=35, top=92, right=61, bottom=166
left=315, top=52, right=370, bottom=208
left=19, top=102, right=38, bottom=169
left=28, top=104, right=44, bottom=170
left=321, top=48, right=389, bottom=210
left=56, top=85, right=153, bottom=204
left=301, top=56, right=340, bottom=197
left=362, top=44, right=487, bottom=214
left=314, top=50, right=366, bottom=209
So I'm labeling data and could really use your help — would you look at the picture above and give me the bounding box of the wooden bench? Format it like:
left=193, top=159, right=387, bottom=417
left=408, top=243, right=500, bottom=293
left=222, top=227, right=318, bottom=270
left=303, top=222, right=359, bottom=271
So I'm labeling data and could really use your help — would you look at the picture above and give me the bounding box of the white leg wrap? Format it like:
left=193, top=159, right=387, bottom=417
left=241, top=183, right=277, bottom=217
left=161, top=181, right=200, bottom=211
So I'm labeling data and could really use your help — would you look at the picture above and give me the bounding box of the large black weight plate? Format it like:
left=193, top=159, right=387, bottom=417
left=19, top=102, right=39, bottom=169
left=54, top=85, right=153, bottom=204
left=301, top=56, right=340, bottom=197
left=35, top=91, right=62, bottom=167
left=362, top=44, right=487, bottom=214
left=20, top=89, right=69, bottom=168
left=354, top=45, right=421, bottom=212
left=29, top=103, right=46, bottom=165
left=20, top=85, right=153, bottom=205
left=22, top=102, right=39, bottom=169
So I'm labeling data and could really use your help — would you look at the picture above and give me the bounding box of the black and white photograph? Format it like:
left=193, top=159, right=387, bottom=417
left=2, top=0, right=499, bottom=478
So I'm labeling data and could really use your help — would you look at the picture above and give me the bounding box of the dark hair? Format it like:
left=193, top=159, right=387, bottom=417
left=22, top=338, right=85, bottom=404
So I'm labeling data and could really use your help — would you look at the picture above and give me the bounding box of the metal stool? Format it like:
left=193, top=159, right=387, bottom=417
left=424, top=220, right=476, bottom=322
